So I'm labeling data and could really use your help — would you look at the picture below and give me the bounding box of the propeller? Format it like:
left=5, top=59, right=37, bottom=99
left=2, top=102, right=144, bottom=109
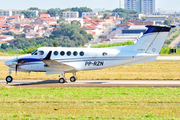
left=15, top=49, right=19, bottom=75
left=15, top=64, right=18, bottom=75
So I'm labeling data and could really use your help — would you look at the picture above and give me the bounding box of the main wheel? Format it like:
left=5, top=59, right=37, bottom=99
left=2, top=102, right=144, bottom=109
left=70, top=76, right=76, bottom=82
left=6, top=76, right=13, bottom=83
left=59, top=78, right=65, bottom=84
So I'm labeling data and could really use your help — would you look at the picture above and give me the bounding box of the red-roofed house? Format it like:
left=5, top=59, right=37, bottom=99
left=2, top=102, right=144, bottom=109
left=40, top=14, right=50, bottom=18
left=10, top=15, right=19, bottom=19
left=41, top=17, right=57, bottom=24
left=0, top=20, right=7, bottom=25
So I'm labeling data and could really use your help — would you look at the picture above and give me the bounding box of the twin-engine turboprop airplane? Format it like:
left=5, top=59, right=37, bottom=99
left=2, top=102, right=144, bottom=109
left=4, top=25, right=175, bottom=83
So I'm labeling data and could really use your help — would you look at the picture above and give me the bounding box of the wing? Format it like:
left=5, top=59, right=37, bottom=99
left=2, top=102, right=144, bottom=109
left=41, top=51, right=76, bottom=70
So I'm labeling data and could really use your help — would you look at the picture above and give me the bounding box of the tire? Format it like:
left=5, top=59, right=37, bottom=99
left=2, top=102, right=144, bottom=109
left=59, top=78, right=65, bottom=84
left=70, top=76, right=76, bottom=82
left=6, top=76, right=13, bottom=83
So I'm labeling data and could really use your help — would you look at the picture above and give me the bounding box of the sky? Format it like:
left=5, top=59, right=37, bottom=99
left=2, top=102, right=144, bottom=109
left=0, top=0, right=180, bottom=11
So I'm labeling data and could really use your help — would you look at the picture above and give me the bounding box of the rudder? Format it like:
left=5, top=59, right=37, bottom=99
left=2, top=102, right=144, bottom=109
left=131, top=25, right=175, bottom=54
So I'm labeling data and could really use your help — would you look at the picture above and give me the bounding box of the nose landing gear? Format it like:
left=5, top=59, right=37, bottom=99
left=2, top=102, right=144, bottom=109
left=6, top=70, right=13, bottom=84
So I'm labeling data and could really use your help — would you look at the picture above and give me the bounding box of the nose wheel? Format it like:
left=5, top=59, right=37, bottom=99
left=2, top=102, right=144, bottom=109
left=6, top=70, right=13, bottom=84
left=6, top=76, right=13, bottom=83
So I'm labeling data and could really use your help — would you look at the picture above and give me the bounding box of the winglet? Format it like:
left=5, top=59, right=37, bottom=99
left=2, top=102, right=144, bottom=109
left=43, top=51, right=52, bottom=60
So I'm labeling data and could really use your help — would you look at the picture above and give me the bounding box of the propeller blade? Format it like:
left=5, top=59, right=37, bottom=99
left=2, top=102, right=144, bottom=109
left=15, top=65, right=18, bottom=75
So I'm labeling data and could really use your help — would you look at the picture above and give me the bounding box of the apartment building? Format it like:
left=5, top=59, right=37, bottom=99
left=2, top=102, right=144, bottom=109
left=0, top=10, right=21, bottom=17
left=82, top=12, right=98, bottom=18
left=124, top=0, right=140, bottom=12
left=140, top=0, right=155, bottom=14
left=63, top=11, right=79, bottom=18
left=124, top=0, right=155, bottom=14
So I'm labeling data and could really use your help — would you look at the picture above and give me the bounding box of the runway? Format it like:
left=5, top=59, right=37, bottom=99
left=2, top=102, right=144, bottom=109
left=1, top=80, right=180, bottom=87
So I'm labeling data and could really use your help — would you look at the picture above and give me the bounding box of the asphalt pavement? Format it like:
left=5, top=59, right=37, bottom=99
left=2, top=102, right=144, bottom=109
left=1, top=80, right=180, bottom=87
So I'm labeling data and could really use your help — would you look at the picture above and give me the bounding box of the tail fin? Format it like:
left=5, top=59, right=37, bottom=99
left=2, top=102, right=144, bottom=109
left=131, top=25, right=176, bottom=54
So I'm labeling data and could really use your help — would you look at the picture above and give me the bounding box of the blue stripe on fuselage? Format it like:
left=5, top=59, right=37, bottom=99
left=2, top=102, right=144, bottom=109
left=18, top=58, right=41, bottom=63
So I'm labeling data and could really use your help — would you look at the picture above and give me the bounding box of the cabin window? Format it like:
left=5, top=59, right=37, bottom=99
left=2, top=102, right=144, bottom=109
left=60, top=51, right=65, bottom=56
left=102, top=52, right=108, bottom=56
left=67, top=51, right=71, bottom=56
left=80, top=51, right=84, bottom=56
left=73, top=51, right=78, bottom=56
left=54, top=51, right=58, bottom=56
left=38, top=51, right=44, bottom=55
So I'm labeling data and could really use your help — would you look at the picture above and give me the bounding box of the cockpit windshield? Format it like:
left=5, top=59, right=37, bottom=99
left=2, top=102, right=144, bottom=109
left=38, top=51, right=44, bottom=55
left=31, top=49, right=38, bottom=55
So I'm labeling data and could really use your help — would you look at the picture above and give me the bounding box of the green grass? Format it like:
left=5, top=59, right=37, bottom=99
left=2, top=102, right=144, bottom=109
left=0, top=104, right=179, bottom=119
left=91, top=41, right=135, bottom=48
left=0, top=87, right=180, bottom=103
left=0, top=87, right=180, bottom=119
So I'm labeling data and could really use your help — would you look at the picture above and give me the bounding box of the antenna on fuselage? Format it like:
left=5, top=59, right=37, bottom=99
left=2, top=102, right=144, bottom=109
left=87, top=44, right=91, bottom=48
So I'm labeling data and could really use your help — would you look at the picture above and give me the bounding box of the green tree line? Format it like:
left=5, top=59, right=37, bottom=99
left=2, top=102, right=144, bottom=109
left=0, top=22, right=93, bottom=53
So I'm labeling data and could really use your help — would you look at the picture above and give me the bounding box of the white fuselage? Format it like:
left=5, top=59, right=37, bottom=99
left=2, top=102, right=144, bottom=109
left=5, top=46, right=158, bottom=74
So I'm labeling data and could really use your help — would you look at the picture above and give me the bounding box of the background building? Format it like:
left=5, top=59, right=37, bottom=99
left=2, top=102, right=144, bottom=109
left=63, top=11, right=79, bottom=18
left=124, top=0, right=155, bottom=14
left=82, top=12, right=98, bottom=18
left=0, top=9, right=21, bottom=17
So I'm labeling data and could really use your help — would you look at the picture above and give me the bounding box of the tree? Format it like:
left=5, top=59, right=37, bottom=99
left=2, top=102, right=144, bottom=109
left=21, top=10, right=34, bottom=18
left=87, top=34, right=94, bottom=40
left=47, top=8, right=62, bottom=17
left=94, top=16, right=98, bottom=19
left=67, top=7, right=93, bottom=17
left=103, top=13, right=109, bottom=19
left=71, top=20, right=81, bottom=27
left=112, top=8, right=137, bottom=14
left=164, top=19, right=171, bottom=25
left=28, top=7, right=40, bottom=11
left=1, top=43, right=8, bottom=49
left=53, top=40, right=58, bottom=47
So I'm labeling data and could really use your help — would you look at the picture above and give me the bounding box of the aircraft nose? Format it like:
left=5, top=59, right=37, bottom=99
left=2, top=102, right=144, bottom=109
left=4, top=58, right=16, bottom=66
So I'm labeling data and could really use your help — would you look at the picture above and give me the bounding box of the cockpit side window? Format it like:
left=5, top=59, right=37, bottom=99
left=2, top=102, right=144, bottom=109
left=38, top=51, right=44, bottom=55
left=31, top=49, right=37, bottom=55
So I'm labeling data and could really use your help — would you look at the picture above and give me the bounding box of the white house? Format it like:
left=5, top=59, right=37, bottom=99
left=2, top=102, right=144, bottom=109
left=0, top=35, right=14, bottom=41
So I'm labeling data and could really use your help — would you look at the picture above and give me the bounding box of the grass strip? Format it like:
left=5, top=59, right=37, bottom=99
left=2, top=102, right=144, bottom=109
left=0, top=87, right=180, bottom=103
left=0, top=104, right=179, bottom=119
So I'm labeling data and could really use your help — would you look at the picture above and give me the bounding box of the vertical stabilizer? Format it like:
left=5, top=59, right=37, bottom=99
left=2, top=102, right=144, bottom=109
left=131, top=25, right=175, bottom=54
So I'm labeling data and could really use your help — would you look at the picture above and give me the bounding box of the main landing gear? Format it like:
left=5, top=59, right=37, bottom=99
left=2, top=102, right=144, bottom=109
left=6, top=70, right=13, bottom=84
left=59, top=72, right=77, bottom=84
